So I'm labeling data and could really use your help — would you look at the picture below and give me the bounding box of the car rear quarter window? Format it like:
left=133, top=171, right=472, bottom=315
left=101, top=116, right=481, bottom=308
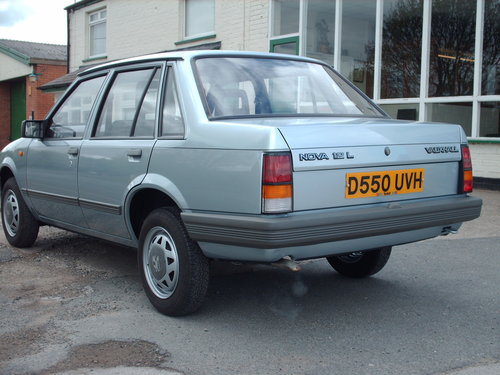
left=161, top=67, right=185, bottom=138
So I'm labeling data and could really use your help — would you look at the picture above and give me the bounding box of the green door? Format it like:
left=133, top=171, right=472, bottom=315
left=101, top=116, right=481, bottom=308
left=10, top=80, right=26, bottom=141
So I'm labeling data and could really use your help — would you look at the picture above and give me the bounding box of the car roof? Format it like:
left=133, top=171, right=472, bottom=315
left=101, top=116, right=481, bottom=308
left=78, top=50, right=325, bottom=77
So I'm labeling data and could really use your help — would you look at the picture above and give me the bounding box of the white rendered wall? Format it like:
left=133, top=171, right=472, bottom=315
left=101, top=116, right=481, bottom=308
left=68, top=0, right=269, bottom=72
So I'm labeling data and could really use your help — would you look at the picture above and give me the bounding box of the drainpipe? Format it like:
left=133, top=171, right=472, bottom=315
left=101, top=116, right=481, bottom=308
left=66, top=8, right=70, bottom=74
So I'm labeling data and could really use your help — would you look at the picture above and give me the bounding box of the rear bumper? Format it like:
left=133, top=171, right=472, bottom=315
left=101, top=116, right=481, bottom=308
left=181, top=195, right=482, bottom=250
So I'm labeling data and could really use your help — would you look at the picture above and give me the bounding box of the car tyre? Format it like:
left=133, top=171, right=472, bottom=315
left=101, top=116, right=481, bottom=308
left=326, top=247, right=392, bottom=278
left=1, top=177, right=39, bottom=248
left=138, top=207, right=209, bottom=316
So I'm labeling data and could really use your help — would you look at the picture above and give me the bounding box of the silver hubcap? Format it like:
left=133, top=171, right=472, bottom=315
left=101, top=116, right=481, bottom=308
left=3, top=190, right=20, bottom=237
left=143, top=227, right=179, bottom=299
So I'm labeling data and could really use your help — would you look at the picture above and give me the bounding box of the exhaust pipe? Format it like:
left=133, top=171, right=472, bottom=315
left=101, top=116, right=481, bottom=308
left=271, top=256, right=301, bottom=272
left=440, top=226, right=458, bottom=236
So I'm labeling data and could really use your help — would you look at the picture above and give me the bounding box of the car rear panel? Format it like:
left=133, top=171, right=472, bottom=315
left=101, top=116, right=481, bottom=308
left=278, top=119, right=464, bottom=212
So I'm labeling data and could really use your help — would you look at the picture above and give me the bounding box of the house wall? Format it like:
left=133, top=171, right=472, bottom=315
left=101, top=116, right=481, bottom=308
left=26, top=64, right=67, bottom=120
left=470, top=144, right=500, bottom=180
left=214, top=0, right=269, bottom=52
left=243, top=0, right=269, bottom=52
left=68, top=0, right=269, bottom=71
left=0, top=63, right=66, bottom=149
left=0, top=54, right=32, bottom=81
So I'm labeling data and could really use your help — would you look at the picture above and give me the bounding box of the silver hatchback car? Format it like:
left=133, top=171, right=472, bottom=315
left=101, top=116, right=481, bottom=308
left=0, top=51, right=482, bottom=316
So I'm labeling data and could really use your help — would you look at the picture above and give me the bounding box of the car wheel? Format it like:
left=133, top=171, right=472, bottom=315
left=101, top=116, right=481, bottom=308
left=138, top=207, right=209, bottom=316
left=326, top=247, right=392, bottom=278
left=1, top=178, right=39, bottom=248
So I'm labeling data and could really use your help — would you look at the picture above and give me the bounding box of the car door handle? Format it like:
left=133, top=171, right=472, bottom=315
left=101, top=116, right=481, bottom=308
left=127, top=149, right=142, bottom=157
left=67, top=147, right=79, bottom=156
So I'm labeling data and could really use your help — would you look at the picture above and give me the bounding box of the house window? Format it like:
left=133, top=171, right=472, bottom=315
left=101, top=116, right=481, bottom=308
left=269, top=0, right=300, bottom=56
left=271, top=0, right=299, bottom=37
left=381, top=0, right=423, bottom=99
left=269, top=0, right=500, bottom=140
left=185, top=0, right=215, bottom=38
left=89, top=9, right=106, bottom=57
left=428, top=0, right=476, bottom=97
left=482, top=0, right=500, bottom=96
left=305, top=0, right=335, bottom=64
left=340, top=0, right=376, bottom=98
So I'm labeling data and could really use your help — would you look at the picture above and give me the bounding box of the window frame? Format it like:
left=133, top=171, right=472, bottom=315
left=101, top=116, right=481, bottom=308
left=269, top=0, right=500, bottom=142
left=88, top=8, right=107, bottom=59
left=159, top=63, right=187, bottom=140
left=192, top=55, right=388, bottom=121
left=44, top=73, right=108, bottom=140
left=90, top=62, right=167, bottom=140
left=184, top=0, right=215, bottom=39
left=269, top=36, right=300, bottom=55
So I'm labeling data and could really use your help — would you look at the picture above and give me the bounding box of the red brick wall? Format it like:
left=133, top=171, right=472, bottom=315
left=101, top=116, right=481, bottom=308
left=26, top=64, right=67, bottom=120
left=0, top=82, right=11, bottom=149
left=0, top=64, right=66, bottom=149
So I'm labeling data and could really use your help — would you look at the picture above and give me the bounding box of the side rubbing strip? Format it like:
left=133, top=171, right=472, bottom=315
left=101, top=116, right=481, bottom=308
left=79, top=199, right=122, bottom=215
left=25, top=189, right=122, bottom=215
left=26, top=189, right=79, bottom=206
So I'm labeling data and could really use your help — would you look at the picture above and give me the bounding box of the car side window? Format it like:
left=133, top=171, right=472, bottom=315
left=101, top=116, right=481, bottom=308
left=161, top=67, right=185, bottom=138
left=93, top=68, right=159, bottom=138
left=48, top=76, right=105, bottom=139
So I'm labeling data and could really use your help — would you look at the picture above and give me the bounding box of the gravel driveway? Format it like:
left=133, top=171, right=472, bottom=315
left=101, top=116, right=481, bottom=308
left=1, top=189, right=498, bottom=375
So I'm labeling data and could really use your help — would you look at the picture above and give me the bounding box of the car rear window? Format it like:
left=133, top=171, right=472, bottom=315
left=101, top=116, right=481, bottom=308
left=194, top=57, right=385, bottom=120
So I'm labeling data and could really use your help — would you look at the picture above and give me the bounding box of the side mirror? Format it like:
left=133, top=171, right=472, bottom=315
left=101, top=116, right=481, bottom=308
left=21, top=120, right=46, bottom=138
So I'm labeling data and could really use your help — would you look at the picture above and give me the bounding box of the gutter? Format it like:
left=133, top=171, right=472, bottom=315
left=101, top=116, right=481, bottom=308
left=0, top=43, right=30, bottom=65
left=65, top=0, right=104, bottom=12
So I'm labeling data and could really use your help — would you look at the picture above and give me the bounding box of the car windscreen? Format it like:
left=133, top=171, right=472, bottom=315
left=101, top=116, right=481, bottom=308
left=194, top=57, right=385, bottom=119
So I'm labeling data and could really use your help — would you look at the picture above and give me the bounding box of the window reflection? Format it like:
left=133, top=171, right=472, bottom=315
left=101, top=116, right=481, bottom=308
left=429, top=0, right=476, bottom=97
left=273, top=41, right=298, bottom=55
left=195, top=57, right=383, bottom=118
left=427, top=102, right=472, bottom=136
left=340, top=0, right=376, bottom=98
left=268, top=0, right=500, bottom=139
left=272, top=0, right=299, bottom=37
left=480, top=102, right=500, bottom=137
left=482, top=0, right=500, bottom=95
left=305, top=0, right=335, bottom=65
left=379, top=103, right=419, bottom=120
left=381, top=0, right=423, bottom=98
left=185, top=0, right=215, bottom=38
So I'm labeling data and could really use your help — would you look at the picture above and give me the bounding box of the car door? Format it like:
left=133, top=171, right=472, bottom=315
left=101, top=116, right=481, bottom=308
left=26, top=75, right=106, bottom=227
left=77, top=64, right=164, bottom=239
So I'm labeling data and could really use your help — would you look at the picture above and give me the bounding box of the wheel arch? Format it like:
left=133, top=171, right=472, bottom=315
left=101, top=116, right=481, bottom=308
left=0, top=165, right=15, bottom=190
left=126, top=185, right=185, bottom=241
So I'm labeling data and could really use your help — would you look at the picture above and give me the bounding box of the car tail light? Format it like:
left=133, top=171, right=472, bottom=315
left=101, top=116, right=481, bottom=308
left=262, top=153, right=293, bottom=213
left=460, top=144, right=473, bottom=193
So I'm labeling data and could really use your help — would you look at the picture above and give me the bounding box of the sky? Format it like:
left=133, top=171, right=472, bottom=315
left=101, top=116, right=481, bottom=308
left=0, top=0, right=72, bottom=45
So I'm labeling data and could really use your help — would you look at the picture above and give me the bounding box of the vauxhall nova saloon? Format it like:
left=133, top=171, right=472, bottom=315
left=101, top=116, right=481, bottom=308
left=0, top=51, right=482, bottom=315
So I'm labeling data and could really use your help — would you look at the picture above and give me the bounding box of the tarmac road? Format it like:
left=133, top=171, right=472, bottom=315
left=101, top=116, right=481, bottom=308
left=0, top=189, right=498, bottom=375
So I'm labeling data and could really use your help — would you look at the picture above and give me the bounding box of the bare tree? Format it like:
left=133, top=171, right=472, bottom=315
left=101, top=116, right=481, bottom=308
left=428, top=0, right=476, bottom=97
left=379, top=0, right=496, bottom=98
left=381, top=0, right=423, bottom=98
left=482, top=0, right=500, bottom=95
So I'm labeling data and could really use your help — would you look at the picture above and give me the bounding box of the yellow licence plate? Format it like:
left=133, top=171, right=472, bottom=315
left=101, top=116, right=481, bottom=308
left=345, top=168, right=425, bottom=199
